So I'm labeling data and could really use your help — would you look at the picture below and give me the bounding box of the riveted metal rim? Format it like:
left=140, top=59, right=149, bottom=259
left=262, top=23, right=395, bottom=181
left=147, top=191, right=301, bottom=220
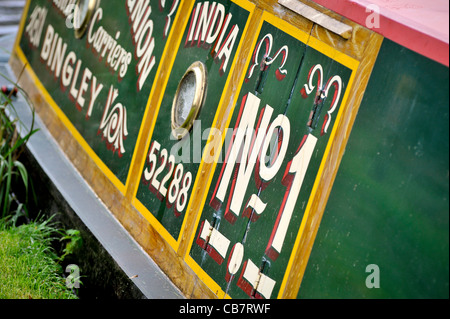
left=171, top=61, right=207, bottom=140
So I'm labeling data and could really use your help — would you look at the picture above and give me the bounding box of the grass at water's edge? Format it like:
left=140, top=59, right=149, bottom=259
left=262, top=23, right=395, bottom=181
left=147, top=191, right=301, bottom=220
left=0, top=219, right=79, bottom=299
left=1, top=68, right=79, bottom=299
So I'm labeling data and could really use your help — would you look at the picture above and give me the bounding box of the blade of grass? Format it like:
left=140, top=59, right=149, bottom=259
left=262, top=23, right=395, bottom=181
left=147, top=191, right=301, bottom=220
left=2, top=153, right=12, bottom=218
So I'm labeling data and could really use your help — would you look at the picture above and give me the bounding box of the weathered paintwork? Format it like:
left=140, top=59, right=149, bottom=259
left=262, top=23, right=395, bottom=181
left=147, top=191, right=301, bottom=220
left=10, top=0, right=448, bottom=299
left=18, top=0, right=181, bottom=190
left=299, top=38, right=449, bottom=298
left=186, top=12, right=357, bottom=299
left=134, top=0, right=253, bottom=244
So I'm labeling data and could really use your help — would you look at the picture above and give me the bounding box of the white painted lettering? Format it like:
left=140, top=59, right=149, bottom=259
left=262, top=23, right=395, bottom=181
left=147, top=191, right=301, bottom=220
left=211, top=93, right=273, bottom=224
left=126, top=0, right=157, bottom=91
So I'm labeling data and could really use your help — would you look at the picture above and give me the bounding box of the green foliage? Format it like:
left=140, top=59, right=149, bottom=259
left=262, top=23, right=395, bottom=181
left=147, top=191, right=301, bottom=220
left=0, top=76, right=81, bottom=299
left=59, top=228, right=83, bottom=262
left=0, top=79, right=38, bottom=220
left=0, top=219, right=78, bottom=299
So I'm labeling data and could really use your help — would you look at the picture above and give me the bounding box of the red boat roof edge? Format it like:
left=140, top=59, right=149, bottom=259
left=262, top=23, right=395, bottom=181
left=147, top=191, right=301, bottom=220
left=310, top=0, right=449, bottom=67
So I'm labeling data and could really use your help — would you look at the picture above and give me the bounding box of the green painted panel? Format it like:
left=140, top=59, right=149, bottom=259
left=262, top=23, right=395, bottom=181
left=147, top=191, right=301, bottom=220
left=299, top=39, right=449, bottom=299
left=19, top=0, right=180, bottom=185
left=188, top=19, right=354, bottom=299
left=135, top=0, right=251, bottom=240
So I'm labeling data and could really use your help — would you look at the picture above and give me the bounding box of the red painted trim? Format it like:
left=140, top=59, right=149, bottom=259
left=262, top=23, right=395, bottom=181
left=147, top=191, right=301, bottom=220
left=310, top=0, right=449, bottom=67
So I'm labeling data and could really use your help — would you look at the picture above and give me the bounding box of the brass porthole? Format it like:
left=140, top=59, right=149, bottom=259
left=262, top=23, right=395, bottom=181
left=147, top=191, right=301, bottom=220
left=74, top=0, right=99, bottom=39
left=171, top=61, right=207, bottom=140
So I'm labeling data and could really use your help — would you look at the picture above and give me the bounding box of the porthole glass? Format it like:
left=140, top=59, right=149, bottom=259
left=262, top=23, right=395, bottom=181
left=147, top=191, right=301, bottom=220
left=171, top=61, right=207, bottom=139
left=74, top=0, right=98, bottom=39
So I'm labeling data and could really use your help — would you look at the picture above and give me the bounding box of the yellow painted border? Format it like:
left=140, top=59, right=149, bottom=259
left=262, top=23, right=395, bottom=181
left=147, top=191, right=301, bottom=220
left=184, top=10, right=360, bottom=299
left=12, top=0, right=31, bottom=53
left=277, top=34, right=359, bottom=299
left=15, top=46, right=130, bottom=194
left=183, top=9, right=267, bottom=299
left=12, top=0, right=186, bottom=196
left=130, top=0, right=256, bottom=252
left=123, top=0, right=186, bottom=194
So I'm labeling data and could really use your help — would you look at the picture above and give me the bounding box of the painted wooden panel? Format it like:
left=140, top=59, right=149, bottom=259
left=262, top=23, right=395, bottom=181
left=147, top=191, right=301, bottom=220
left=10, top=0, right=389, bottom=299
left=132, top=0, right=254, bottom=247
left=299, top=38, right=449, bottom=298
left=185, top=12, right=359, bottom=299
left=16, top=0, right=181, bottom=191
